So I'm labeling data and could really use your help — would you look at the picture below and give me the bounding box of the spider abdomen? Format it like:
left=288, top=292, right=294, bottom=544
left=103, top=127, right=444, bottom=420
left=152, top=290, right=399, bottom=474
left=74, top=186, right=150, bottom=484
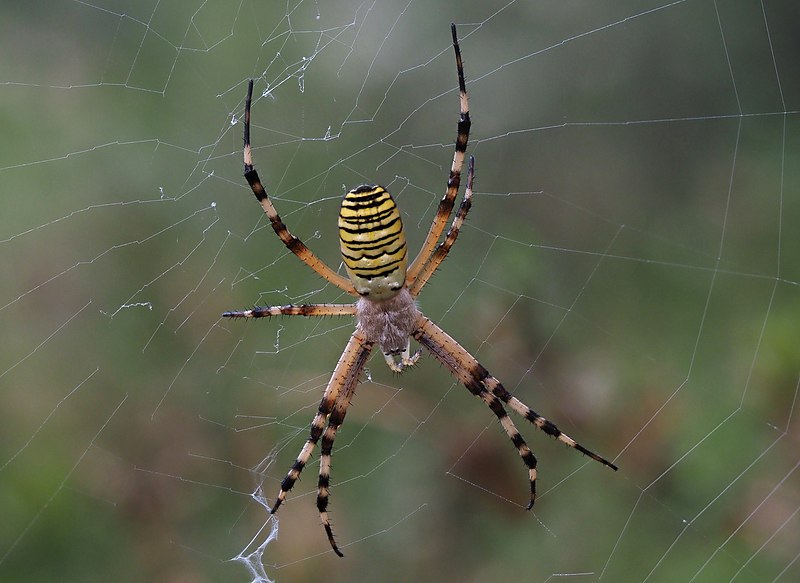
left=339, top=185, right=408, bottom=300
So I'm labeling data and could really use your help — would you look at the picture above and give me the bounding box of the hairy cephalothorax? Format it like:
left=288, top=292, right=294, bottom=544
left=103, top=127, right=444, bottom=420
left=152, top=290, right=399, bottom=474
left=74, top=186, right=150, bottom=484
left=356, top=288, right=420, bottom=370
left=224, top=24, right=617, bottom=557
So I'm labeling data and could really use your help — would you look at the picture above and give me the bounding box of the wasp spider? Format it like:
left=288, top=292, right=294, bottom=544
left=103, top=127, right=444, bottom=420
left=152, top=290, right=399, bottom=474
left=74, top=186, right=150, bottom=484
left=224, top=24, right=618, bottom=557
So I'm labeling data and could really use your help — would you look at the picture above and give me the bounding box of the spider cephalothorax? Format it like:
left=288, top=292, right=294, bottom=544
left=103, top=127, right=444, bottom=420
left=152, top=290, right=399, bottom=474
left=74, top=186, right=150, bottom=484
left=356, top=288, right=419, bottom=370
left=224, top=24, right=617, bottom=557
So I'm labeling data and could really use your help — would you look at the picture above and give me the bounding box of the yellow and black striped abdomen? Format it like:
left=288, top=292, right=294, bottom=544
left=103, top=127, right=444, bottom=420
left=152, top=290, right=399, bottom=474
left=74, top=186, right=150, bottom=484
left=338, top=185, right=407, bottom=299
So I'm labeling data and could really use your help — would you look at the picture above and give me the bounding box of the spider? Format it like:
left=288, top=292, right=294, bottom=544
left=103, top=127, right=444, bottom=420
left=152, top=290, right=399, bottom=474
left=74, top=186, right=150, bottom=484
left=224, top=24, right=618, bottom=557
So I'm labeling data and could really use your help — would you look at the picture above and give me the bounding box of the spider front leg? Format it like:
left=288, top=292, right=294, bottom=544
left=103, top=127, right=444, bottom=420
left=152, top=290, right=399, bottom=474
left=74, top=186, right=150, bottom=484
left=413, top=315, right=617, bottom=508
left=412, top=318, right=539, bottom=506
left=316, top=337, right=372, bottom=556
left=269, top=329, right=373, bottom=557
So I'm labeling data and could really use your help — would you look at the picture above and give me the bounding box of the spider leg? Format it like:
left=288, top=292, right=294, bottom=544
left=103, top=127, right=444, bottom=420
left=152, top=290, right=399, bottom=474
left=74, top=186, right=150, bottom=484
left=413, top=315, right=617, bottom=508
left=478, top=375, right=618, bottom=470
left=408, top=156, right=474, bottom=297
left=408, top=23, right=470, bottom=284
left=317, top=338, right=373, bottom=557
left=243, top=79, right=357, bottom=296
left=270, top=329, right=373, bottom=557
left=412, top=317, right=538, bottom=506
left=222, top=303, right=356, bottom=319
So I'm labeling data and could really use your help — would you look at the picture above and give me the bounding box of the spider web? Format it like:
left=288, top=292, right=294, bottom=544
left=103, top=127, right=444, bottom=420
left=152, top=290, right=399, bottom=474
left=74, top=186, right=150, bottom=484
left=1, top=1, right=798, bottom=581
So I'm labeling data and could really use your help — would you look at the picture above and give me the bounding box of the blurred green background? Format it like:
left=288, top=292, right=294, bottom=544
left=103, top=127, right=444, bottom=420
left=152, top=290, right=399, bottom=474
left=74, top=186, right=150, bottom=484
left=1, top=1, right=799, bottom=581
